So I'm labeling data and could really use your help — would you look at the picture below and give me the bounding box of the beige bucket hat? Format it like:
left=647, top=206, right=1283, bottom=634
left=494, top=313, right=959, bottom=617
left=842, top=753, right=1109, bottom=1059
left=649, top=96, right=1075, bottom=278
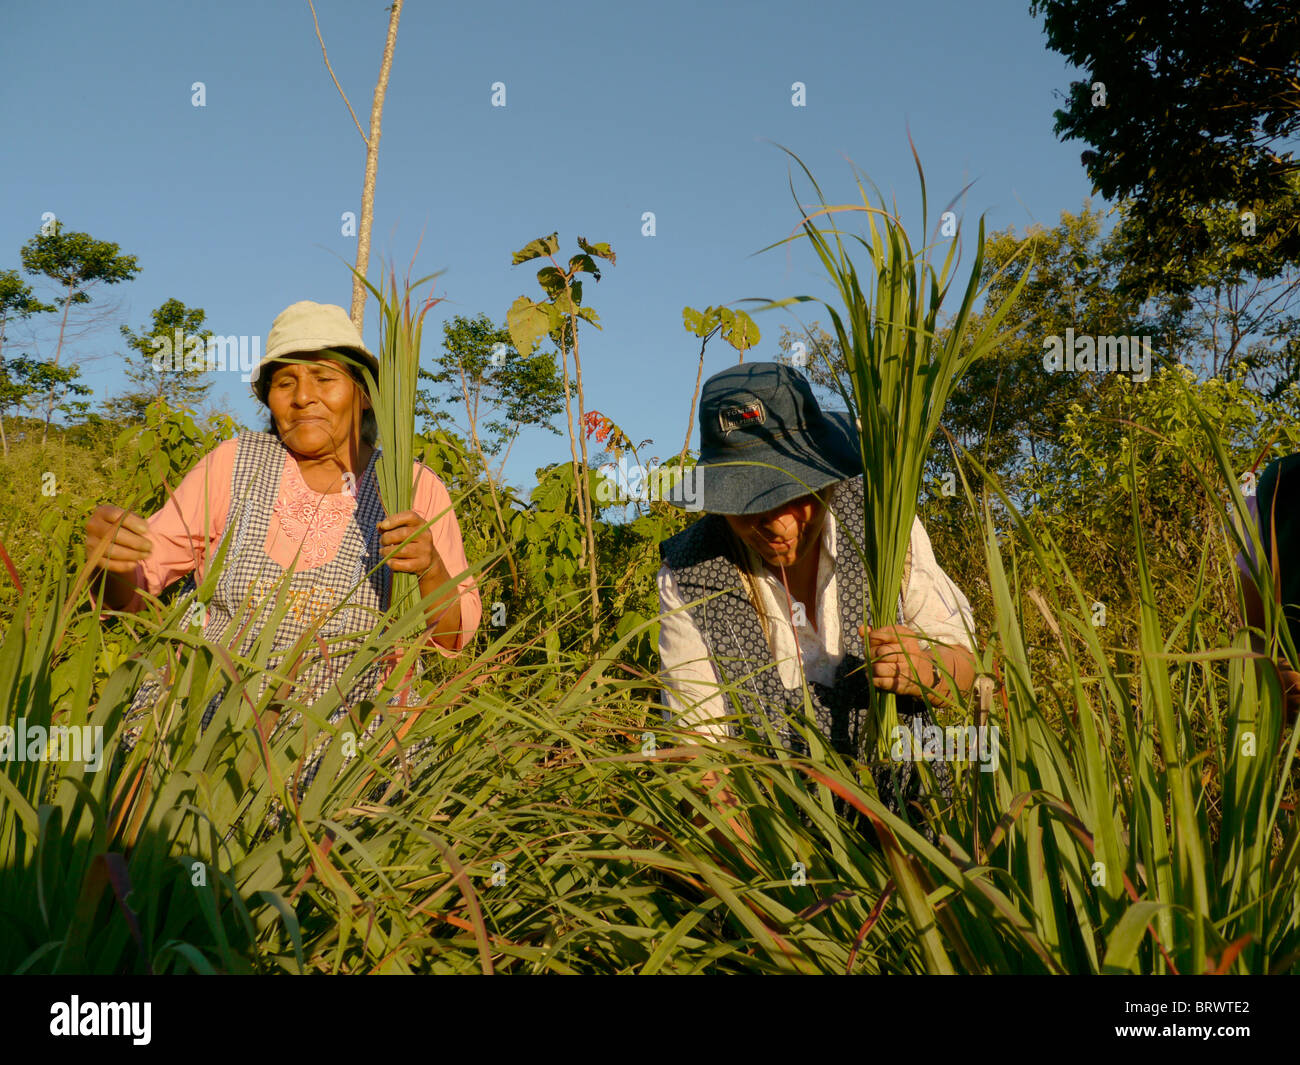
left=251, top=300, right=379, bottom=403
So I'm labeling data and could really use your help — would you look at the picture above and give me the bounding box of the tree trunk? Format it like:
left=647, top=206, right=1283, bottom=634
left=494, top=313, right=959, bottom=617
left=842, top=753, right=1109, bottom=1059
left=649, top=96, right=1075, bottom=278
left=567, top=305, right=600, bottom=642
left=554, top=322, right=594, bottom=635
left=457, top=358, right=520, bottom=593
left=351, top=0, right=403, bottom=332
left=41, top=281, right=75, bottom=447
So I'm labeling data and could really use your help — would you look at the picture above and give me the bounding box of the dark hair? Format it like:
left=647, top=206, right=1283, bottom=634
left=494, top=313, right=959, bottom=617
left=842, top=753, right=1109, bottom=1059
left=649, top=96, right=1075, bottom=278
left=262, top=357, right=378, bottom=446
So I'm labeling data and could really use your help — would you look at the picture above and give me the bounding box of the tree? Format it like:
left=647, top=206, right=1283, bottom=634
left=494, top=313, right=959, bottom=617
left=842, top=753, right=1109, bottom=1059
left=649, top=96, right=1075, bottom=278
left=771, top=320, right=843, bottom=405
left=19, top=221, right=139, bottom=444
left=936, top=204, right=1187, bottom=498
left=419, top=312, right=567, bottom=593
left=104, top=299, right=214, bottom=422
left=1108, top=187, right=1300, bottom=397
left=0, top=271, right=56, bottom=457
left=418, top=312, right=565, bottom=460
left=1032, top=0, right=1300, bottom=293
left=0, top=355, right=93, bottom=443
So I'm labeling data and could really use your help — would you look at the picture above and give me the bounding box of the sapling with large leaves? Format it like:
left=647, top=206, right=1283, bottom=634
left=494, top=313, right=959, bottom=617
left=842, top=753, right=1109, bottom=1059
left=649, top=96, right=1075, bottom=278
left=508, top=234, right=615, bottom=642
left=678, top=304, right=760, bottom=467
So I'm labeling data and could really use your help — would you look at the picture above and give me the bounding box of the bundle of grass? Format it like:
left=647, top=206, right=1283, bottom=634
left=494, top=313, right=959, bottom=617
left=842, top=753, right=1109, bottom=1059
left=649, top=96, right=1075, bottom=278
left=762, top=146, right=1028, bottom=765
left=348, top=262, right=444, bottom=615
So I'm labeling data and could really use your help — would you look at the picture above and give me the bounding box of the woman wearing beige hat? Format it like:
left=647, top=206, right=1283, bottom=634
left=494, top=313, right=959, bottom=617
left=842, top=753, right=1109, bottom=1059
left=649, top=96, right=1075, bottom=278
left=86, top=300, right=481, bottom=780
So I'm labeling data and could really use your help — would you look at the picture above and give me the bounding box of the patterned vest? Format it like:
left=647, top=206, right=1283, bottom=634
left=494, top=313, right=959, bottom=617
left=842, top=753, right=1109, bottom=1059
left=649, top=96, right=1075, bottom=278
left=659, top=476, right=949, bottom=809
left=126, top=433, right=395, bottom=782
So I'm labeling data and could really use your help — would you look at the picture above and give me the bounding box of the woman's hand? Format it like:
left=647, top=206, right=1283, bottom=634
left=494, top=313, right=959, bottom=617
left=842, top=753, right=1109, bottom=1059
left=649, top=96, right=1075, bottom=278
left=861, top=624, right=936, bottom=698
left=85, top=505, right=153, bottom=575
left=378, top=511, right=462, bottom=647
left=377, top=511, right=442, bottom=581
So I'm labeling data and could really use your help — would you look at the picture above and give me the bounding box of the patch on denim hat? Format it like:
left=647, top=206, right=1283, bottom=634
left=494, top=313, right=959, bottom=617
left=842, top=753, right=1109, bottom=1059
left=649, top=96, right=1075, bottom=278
left=718, top=400, right=765, bottom=434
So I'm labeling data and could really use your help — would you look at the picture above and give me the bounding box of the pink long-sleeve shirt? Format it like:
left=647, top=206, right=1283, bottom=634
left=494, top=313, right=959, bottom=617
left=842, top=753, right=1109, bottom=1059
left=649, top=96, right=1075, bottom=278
left=117, top=437, right=482, bottom=651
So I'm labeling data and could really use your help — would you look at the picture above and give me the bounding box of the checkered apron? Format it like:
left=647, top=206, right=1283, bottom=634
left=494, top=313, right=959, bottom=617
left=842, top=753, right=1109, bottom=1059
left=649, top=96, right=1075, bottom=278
left=124, top=432, right=397, bottom=789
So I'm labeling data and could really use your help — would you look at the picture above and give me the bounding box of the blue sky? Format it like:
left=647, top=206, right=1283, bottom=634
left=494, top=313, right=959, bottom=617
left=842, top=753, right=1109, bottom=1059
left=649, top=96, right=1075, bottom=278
left=1, top=0, right=1096, bottom=490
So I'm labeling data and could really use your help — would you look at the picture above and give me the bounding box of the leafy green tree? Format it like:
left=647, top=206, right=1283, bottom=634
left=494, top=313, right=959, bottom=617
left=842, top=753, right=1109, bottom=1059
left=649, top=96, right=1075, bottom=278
left=0, top=271, right=56, bottom=457
left=1108, top=187, right=1300, bottom=397
left=1018, top=366, right=1300, bottom=645
left=1032, top=0, right=1300, bottom=292
left=418, top=312, right=564, bottom=460
left=104, top=298, right=214, bottom=422
left=418, top=311, right=567, bottom=594
left=0, top=355, right=93, bottom=443
left=19, top=221, right=140, bottom=444
left=937, top=204, right=1187, bottom=498
left=771, top=320, right=843, bottom=403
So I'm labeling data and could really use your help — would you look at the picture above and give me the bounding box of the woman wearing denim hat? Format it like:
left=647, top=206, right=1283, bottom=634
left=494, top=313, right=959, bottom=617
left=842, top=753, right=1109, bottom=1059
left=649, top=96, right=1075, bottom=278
left=86, top=300, right=481, bottom=778
left=658, top=362, right=977, bottom=807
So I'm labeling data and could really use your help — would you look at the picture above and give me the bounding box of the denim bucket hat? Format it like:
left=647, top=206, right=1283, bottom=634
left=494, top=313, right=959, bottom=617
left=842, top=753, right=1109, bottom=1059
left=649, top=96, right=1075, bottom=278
left=672, top=361, right=861, bottom=515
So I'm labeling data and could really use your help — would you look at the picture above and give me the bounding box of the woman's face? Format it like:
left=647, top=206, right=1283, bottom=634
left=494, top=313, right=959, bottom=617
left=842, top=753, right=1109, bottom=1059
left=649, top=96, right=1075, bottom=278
left=266, top=353, right=370, bottom=458
left=724, top=494, right=827, bottom=570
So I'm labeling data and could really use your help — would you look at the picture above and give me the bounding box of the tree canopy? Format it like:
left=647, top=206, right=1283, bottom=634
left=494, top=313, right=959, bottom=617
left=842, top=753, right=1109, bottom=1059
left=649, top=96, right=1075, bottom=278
left=1032, top=0, right=1300, bottom=294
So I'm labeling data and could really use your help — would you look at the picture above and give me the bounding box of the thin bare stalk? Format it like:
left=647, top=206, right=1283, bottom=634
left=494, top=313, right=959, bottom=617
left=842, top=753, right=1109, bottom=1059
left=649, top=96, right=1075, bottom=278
left=310, top=0, right=403, bottom=331
left=307, top=1, right=369, bottom=144
left=456, top=355, right=520, bottom=592
left=0, top=313, right=9, bottom=459
left=678, top=326, right=718, bottom=468
left=40, top=280, right=74, bottom=446
left=564, top=284, right=600, bottom=642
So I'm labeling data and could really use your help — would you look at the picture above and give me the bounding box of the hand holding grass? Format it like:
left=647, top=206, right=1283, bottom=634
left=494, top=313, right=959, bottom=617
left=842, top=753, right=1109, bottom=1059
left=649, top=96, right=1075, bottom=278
left=861, top=624, right=977, bottom=707
left=86, top=505, right=153, bottom=575
left=378, top=510, right=462, bottom=647
left=85, top=505, right=154, bottom=611
left=377, top=511, right=439, bottom=578
left=862, top=624, right=936, bottom=698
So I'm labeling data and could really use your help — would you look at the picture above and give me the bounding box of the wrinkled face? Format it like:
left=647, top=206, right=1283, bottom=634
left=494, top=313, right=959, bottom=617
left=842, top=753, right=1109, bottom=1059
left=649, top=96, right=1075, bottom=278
left=266, top=353, right=370, bottom=458
left=724, top=493, right=827, bottom=570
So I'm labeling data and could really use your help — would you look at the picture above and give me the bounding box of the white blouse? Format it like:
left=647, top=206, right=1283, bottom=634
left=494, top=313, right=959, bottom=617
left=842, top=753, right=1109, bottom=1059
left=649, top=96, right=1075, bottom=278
left=657, top=511, right=975, bottom=738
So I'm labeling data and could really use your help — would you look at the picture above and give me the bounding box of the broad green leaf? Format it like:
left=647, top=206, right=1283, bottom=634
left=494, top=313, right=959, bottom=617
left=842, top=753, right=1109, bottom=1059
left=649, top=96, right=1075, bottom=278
left=722, top=309, right=760, bottom=352
left=569, top=254, right=600, bottom=280
left=682, top=306, right=708, bottom=336
left=507, top=296, right=550, bottom=358
left=511, top=233, right=559, bottom=265
left=536, top=266, right=566, bottom=298
left=576, top=237, right=615, bottom=264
